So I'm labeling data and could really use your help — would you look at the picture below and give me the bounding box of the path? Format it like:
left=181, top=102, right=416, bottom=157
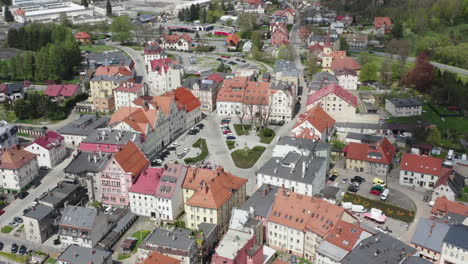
left=13, top=111, right=80, bottom=131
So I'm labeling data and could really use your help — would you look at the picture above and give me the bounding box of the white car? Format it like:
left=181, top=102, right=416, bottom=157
left=104, top=206, right=112, bottom=215
left=184, top=148, right=190, bottom=153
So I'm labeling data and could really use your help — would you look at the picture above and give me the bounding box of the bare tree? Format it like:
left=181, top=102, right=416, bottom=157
left=235, top=105, right=247, bottom=130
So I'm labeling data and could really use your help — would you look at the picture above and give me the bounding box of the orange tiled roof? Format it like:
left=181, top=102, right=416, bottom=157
left=431, top=196, right=468, bottom=216
left=163, top=87, right=201, bottom=113
left=374, top=17, right=392, bottom=29
left=0, top=147, right=36, bottom=170
left=216, top=76, right=249, bottom=103
left=95, top=65, right=132, bottom=77
left=132, top=96, right=173, bottom=116
left=269, top=188, right=345, bottom=236
left=114, top=141, right=149, bottom=177
left=226, top=33, right=240, bottom=46
left=324, top=220, right=366, bottom=251
left=331, top=56, right=361, bottom=71
left=74, top=31, right=91, bottom=39
left=298, top=27, right=310, bottom=37
left=345, top=138, right=395, bottom=165
left=139, top=252, right=181, bottom=264
left=109, top=106, right=158, bottom=135
left=292, top=105, right=335, bottom=134
left=331, top=50, right=347, bottom=59
left=243, top=82, right=270, bottom=105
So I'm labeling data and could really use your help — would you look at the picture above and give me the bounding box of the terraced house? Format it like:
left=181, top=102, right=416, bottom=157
left=345, top=137, right=395, bottom=176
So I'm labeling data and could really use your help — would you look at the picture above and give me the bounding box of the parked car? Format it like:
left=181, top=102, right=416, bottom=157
left=220, top=55, right=231, bottom=59
left=195, top=123, right=204, bottom=129
left=369, top=190, right=381, bottom=196
left=104, top=206, right=112, bottom=215
left=373, top=177, right=385, bottom=186
left=223, top=130, right=232, bottom=135
left=17, top=192, right=29, bottom=199
left=221, top=119, right=230, bottom=123
left=371, top=185, right=385, bottom=192
left=348, top=185, right=359, bottom=192
left=18, top=245, right=26, bottom=255
left=13, top=217, right=23, bottom=223
left=0, top=209, right=5, bottom=216
left=39, top=166, right=49, bottom=170
left=226, top=136, right=236, bottom=140
left=328, top=175, right=337, bottom=182
left=423, top=195, right=429, bottom=202
left=11, top=243, right=18, bottom=253
left=53, top=238, right=61, bottom=245
left=0, top=242, right=4, bottom=250
left=32, top=181, right=41, bottom=189
left=380, top=189, right=390, bottom=200
left=351, top=176, right=366, bottom=183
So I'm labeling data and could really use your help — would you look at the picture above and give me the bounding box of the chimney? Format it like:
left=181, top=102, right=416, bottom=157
left=91, top=250, right=96, bottom=255
left=88, top=154, right=91, bottom=162
left=262, top=188, right=267, bottom=197
left=429, top=221, right=436, bottom=236
left=94, top=153, right=97, bottom=163
left=302, top=161, right=306, bottom=178
left=74, top=252, right=79, bottom=258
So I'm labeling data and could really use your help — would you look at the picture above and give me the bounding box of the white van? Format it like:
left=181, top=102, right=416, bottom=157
left=447, top=149, right=454, bottom=160
left=380, top=189, right=389, bottom=200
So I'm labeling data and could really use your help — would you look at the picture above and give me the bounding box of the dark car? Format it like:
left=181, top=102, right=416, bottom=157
left=13, top=217, right=23, bottom=223
left=423, top=195, right=429, bottom=202
left=226, top=135, right=236, bottom=140
left=23, top=208, right=31, bottom=215
left=18, top=245, right=26, bottom=255
left=32, top=181, right=41, bottom=189
left=351, top=176, right=366, bottom=183
left=0, top=242, right=3, bottom=250
left=348, top=185, right=359, bottom=192
left=17, top=192, right=29, bottom=199
left=11, top=243, right=18, bottom=253
left=328, top=175, right=337, bottom=182
left=216, top=58, right=222, bottom=61
left=53, top=238, right=61, bottom=245
left=195, top=123, right=204, bottom=129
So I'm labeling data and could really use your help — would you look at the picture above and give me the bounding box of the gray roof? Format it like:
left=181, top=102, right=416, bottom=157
left=309, top=72, right=338, bottom=91
left=39, top=182, right=81, bottom=207
left=198, top=223, right=217, bottom=239
left=24, top=204, right=55, bottom=220
left=113, top=211, right=137, bottom=233
left=58, top=114, right=110, bottom=136
left=90, top=75, right=133, bottom=83
left=336, top=122, right=388, bottom=130
left=64, top=151, right=111, bottom=175
left=84, top=50, right=132, bottom=67
left=335, top=68, right=357, bottom=76
left=59, top=206, right=98, bottom=230
left=318, top=185, right=341, bottom=200
left=58, top=244, right=111, bottom=264
left=183, top=78, right=218, bottom=91
left=270, top=81, right=291, bottom=92
left=82, top=128, right=140, bottom=145
left=277, top=136, right=330, bottom=152
left=445, top=173, right=465, bottom=197
left=403, top=256, right=433, bottom=264
left=144, top=227, right=195, bottom=250
left=387, top=98, right=422, bottom=108
left=6, top=83, right=24, bottom=94
left=309, top=34, right=326, bottom=43
left=240, top=184, right=279, bottom=218
left=257, top=151, right=326, bottom=186
left=443, top=224, right=468, bottom=250
left=346, top=133, right=383, bottom=144
left=275, top=59, right=299, bottom=77
left=342, top=232, right=417, bottom=264
left=441, top=212, right=467, bottom=225
left=411, top=218, right=450, bottom=252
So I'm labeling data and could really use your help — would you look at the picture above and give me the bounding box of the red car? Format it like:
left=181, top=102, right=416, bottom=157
left=223, top=130, right=232, bottom=134
left=221, top=55, right=231, bottom=59
left=0, top=209, right=5, bottom=216
left=369, top=190, right=381, bottom=196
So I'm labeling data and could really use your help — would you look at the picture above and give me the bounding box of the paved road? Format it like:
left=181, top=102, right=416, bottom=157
left=108, top=41, right=148, bottom=83
left=350, top=49, right=468, bottom=77
left=13, top=111, right=80, bottom=131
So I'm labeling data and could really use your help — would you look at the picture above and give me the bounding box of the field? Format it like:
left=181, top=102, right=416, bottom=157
left=231, top=146, right=266, bottom=168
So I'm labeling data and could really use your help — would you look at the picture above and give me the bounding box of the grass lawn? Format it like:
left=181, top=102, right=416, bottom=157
left=45, top=257, right=56, bottom=264
left=458, top=187, right=468, bottom=202
left=226, top=140, right=236, bottom=150
left=342, top=193, right=415, bottom=222
left=185, top=138, right=209, bottom=164
left=233, top=124, right=252, bottom=136
left=258, top=128, right=275, bottom=144
left=1, top=226, right=14, bottom=233
left=231, top=146, right=266, bottom=168
left=359, top=85, right=376, bottom=91
left=79, top=45, right=119, bottom=53
left=0, top=252, right=28, bottom=263
left=118, top=253, right=131, bottom=260
left=132, top=230, right=151, bottom=253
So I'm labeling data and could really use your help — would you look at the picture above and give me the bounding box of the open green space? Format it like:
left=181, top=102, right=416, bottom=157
left=234, top=124, right=252, bottom=136
left=1, top=226, right=14, bottom=233
left=185, top=138, right=209, bottom=164
left=131, top=230, right=151, bottom=252
left=231, top=146, right=266, bottom=168
left=0, top=252, right=28, bottom=263
left=458, top=187, right=468, bottom=203
left=359, top=85, right=376, bottom=91
left=258, top=128, right=275, bottom=144
left=79, top=45, right=119, bottom=53
left=226, top=140, right=236, bottom=150
left=342, top=193, right=415, bottom=222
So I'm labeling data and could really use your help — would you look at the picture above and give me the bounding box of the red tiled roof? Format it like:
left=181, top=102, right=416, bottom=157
left=374, top=17, right=392, bottom=29
left=150, top=58, right=177, bottom=74
left=226, top=33, right=240, bottom=46
left=95, top=65, right=132, bottom=76
left=298, top=27, right=310, bottom=37
left=162, top=87, right=201, bottom=113
left=292, top=105, right=335, bottom=135
left=433, top=170, right=458, bottom=189
left=243, top=82, right=270, bottom=105
left=0, top=147, right=36, bottom=170
left=114, top=83, right=144, bottom=93
left=114, top=141, right=149, bottom=177
left=74, top=32, right=91, bottom=39
left=307, top=82, right=357, bottom=107
left=431, top=196, right=468, bottom=216
left=331, top=56, right=361, bottom=71
left=45, top=84, right=63, bottom=97
left=140, top=252, right=181, bottom=264
left=206, top=73, right=224, bottom=84
left=216, top=77, right=249, bottom=103
left=325, top=220, right=366, bottom=251
left=33, top=131, right=64, bottom=151
left=129, top=167, right=164, bottom=195
left=45, top=84, right=79, bottom=97
left=308, top=43, right=324, bottom=53
left=15, top=8, right=25, bottom=16
left=346, top=138, right=395, bottom=165
left=162, top=33, right=192, bottom=44
left=60, top=84, right=79, bottom=97
left=110, top=106, right=158, bottom=135
left=400, top=153, right=444, bottom=176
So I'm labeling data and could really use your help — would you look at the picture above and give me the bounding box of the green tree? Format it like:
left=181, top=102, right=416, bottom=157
left=106, top=0, right=112, bottom=17
left=339, top=37, right=349, bottom=53
left=391, top=20, right=403, bottom=39
left=304, top=54, right=319, bottom=79
left=358, top=52, right=371, bottom=65
left=81, top=0, right=88, bottom=8
left=251, top=30, right=263, bottom=50
left=226, top=18, right=233, bottom=26
left=277, top=44, right=295, bottom=61
left=13, top=100, right=33, bottom=120
left=4, top=6, right=14, bottom=23
left=380, top=59, right=392, bottom=86
left=359, top=63, right=378, bottom=82
left=426, top=126, right=442, bottom=146
left=110, top=16, right=134, bottom=43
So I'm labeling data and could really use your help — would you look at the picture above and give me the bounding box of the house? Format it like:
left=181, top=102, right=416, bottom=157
left=0, top=146, right=38, bottom=193
left=341, top=232, right=416, bottom=264
left=270, top=81, right=295, bottom=122
left=308, top=72, right=338, bottom=92
left=271, top=30, right=289, bottom=47
left=84, top=50, right=134, bottom=70
left=137, top=227, right=200, bottom=264
left=399, top=153, right=451, bottom=191
left=57, top=114, right=110, bottom=146
left=0, top=121, right=19, bottom=149
left=345, top=137, right=395, bottom=176
left=24, top=131, right=66, bottom=168
left=336, top=122, right=390, bottom=135
left=148, top=58, right=183, bottom=95
left=162, top=87, right=202, bottom=128
left=57, top=245, right=112, bottom=264
left=144, top=42, right=166, bottom=71
left=374, top=17, right=392, bottom=35
left=239, top=184, right=279, bottom=243
left=298, top=27, right=311, bottom=43
left=78, top=128, right=142, bottom=153
left=89, top=75, right=133, bottom=113
left=410, top=218, right=451, bottom=263
left=98, top=141, right=149, bottom=206
left=235, top=0, right=265, bottom=14
left=139, top=252, right=181, bottom=264
left=385, top=98, right=423, bottom=117
left=336, top=14, right=353, bottom=26
left=267, top=188, right=355, bottom=259
left=306, top=82, right=358, bottom=122
left=290, top=105, right=336, bottom=141
left=330, top=21, right=345, bottom=34
left=430, top=196, right=468, bottom=218
left=273, top=136, right=331, bottom=169
left=183, top=73, right=224, bottom=111
left=273, top=8, right=295, bottom=24
left=270, top=17, right=287, bottom=33
left=23, top=204, right=59, bottom=243
left=157, top=33, right=193, bottom=51
left=45, top=84, right=81, bottom=101
left=275, top=59, right=299, bottom=85
left=216, top=76, right=248, bottom=116
left=113, top=82, right=146, bottom=110
left=335, top=69, right=358, bottom=90
left=439, top=225, right=468, bottom=264
left=74, top=31, right=92, bottom=44
left=129, top=164, right=187, bottom=221
left=432, top=172, right=465, bottom=201
left=345, top=34, right=368, bottom=49
left=59, top=206, right=109, bottom=248
left=225, top=33, right=240, bottom=50
left=183, top=167, right=247, bottom=235
left=331, top=56, right=361, bottom=74
left=95, top=65, right=133, bottom=77
left=38, top=182, right=86, bottom=208
left=0, top=83, right=24, bottom=102
left=315, top=220, right=372, bottom=264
